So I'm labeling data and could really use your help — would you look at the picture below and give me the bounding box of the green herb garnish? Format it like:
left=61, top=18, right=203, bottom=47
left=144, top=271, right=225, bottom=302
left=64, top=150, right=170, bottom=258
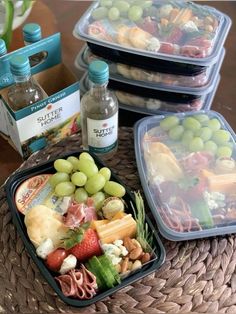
left=131, top=191, right=153, bottom=253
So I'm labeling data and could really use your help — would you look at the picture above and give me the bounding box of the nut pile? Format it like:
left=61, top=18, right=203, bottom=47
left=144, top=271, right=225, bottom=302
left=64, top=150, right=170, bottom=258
left=117, top=237, right=151, bottom=275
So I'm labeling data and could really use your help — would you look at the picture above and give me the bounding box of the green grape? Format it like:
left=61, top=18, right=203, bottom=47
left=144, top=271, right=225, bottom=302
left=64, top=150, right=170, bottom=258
left=67, top=156, right=80, bottom=171
left=79, top=152, right=94, bottom=162
left=100, top=0, right=113, bottom=7
left=195, top=127, right=212, bottom=142
left=71, top=172, right=87, bottom=187
left=206, top=118, right=221, bottom=131
left=160, top=116, right=179, bottom=131
left=54, top=159, right=73, bottom=174
left=216, top=146, right=233, bottom=158
left=74, top=188, right=88, bottom=204
left=91, top=191, right=106, bottom=210
left=189, top=137, right=204, bottom=152
left=182, top=117, right=201, bottom=132
left=85, top=174, right=106, bottom=195
left=181, top=130, right=194, bottom=147
left=49, top=172, right=70, bottom=188
left=77, top=159, right=98, bottom=178
left=114, top=0, right=130, bottom=14
left=92, top=7, right=108, bottom=20
left=194, top=114, right=209, bottom=124
left=212, top=129, right=231, bottom=145
left=99, top=167, right=111, bottom=181
left=128, top=5, right=143, bottom=21
left=132, top=0, right=152, bottom=9
left=224, top=141, right=233, bottom=149
left=104, top=181, right=126, bottom=197
left=55, top=182, right=75, bottom=197
left=108, top=7, right=120, bottom=20
left=203, top=141, right=218, bottom=155
left=168, top=125, right=184, bottom=141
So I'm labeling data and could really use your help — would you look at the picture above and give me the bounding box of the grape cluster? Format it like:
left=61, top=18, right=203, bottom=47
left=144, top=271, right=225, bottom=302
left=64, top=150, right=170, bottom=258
left=160, top=114, right=233, bottom=158
left=49, top=152, right=126, bottom=209
left=91, top=0, right=152, bottom=22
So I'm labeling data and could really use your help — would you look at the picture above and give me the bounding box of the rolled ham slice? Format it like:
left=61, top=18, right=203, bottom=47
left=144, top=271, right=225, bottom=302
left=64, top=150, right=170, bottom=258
left=55, top=267, right=98, bottom=300
left=55, top=273, right=77, bottom=297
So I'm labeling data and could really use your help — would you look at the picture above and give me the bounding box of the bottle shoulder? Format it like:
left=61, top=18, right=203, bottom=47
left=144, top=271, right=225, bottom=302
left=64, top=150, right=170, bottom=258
left=7, top=79, right=45, bottom=110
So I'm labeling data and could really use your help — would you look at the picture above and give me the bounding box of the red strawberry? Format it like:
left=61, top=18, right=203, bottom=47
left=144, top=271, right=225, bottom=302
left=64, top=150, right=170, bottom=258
left=166, top=27, right=183, bottom=44
left=65, top=227, right=102, bottom=262
left=159, top=42, right=175, bottom=54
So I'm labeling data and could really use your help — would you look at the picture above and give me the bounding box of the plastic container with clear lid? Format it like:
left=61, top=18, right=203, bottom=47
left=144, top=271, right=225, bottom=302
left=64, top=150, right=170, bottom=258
left=80, top=72, right=220, bottom=115
left=75, top=44, right=225, bottom=92
left=134, top=111, right=236, bottom=240
left=73, top=0, right=231, bottom=66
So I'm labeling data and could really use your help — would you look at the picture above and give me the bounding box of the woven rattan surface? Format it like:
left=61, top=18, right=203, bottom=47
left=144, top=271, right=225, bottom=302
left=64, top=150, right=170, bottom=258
left=2, top=128, right=236, bottom=314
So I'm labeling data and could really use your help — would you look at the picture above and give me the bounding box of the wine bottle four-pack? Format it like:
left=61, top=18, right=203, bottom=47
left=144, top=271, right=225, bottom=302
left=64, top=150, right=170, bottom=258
left=0, top=32, right=80, bottom=159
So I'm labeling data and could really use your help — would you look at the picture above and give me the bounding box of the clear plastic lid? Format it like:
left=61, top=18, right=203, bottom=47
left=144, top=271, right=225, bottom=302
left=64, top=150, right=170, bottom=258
left=134, top=111, right=236, bottom=240
left=75, top=45, right=224, bottom=93
left=80, top=73, right=219, bottom=115
left=74, top=0, right=231, bottom=66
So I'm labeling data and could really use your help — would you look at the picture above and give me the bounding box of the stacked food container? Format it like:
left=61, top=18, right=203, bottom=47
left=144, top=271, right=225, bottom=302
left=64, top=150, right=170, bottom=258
left=73, top=0, right=231, bottom=115
left=134, top=110, right=236, bottom=240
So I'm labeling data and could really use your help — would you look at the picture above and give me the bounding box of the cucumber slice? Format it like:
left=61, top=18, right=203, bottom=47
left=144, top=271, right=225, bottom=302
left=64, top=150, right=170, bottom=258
left=91, top=256, right=115, bottom=289
left=99, top=255, right=121, bottom=285
left=85, top=261, right=104, bottom=290
left=1, top=0, right=14, bottom=48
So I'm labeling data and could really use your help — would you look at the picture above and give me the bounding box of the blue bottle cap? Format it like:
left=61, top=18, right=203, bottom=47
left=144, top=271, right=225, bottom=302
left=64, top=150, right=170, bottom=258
left=23, top=23, right=42, bottom=43
left=88, top=60, right=109, bottom=84
left=10, top=55, right=31, bottom=76
left=0, top=39, right=7, bottom=56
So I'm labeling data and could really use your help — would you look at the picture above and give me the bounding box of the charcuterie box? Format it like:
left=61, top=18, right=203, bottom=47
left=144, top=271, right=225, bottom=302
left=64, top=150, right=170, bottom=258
left=75, top=44, right=225, bottom=92
left=73, top=0, right=231, bottom=67
left=134, top=110, right=236, bottom=241
left=5, top=150, right=165, bottom=307
left=80, top=72, right=220, bottom=115
left=0, top=33, right=80, bottom=159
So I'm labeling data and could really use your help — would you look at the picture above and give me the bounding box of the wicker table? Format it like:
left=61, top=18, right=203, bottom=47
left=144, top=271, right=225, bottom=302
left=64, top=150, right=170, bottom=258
left=1, top=128, right=236, bottom=313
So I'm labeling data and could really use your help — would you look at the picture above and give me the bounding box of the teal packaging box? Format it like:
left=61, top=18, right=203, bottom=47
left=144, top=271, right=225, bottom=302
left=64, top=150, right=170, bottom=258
left=0, top=33, right=80, bottom=159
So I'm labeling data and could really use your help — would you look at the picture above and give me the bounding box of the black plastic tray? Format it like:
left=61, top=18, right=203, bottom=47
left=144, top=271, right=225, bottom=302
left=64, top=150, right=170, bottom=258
left=88, top=42, right=207, bottom=76
left=5, top=150, right=165, bottom=307
left=108, top=79, right=201, bottom=104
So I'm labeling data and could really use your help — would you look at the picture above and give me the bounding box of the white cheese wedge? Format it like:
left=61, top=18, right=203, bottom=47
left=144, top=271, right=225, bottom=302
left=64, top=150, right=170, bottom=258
left=59, top=254, right=77, bottom=275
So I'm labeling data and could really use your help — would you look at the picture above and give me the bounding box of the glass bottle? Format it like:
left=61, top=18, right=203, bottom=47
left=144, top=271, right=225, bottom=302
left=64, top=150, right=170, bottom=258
left=81, top=60, right=118, bottom=156
left=8, top=55, right=45, bottom=111
left=0, top=39, right=7, bottom=56
left=22, top=23, right=46, bottom=67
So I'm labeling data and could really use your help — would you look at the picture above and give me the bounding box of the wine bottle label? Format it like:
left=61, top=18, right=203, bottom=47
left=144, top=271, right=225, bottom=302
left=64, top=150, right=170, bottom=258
left=87, top=112, right=118, bottom=154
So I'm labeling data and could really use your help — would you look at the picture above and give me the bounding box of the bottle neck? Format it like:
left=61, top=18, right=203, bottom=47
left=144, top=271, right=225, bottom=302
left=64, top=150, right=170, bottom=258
left=89, top=81, right=108, bottom=98
left=13, top=73, right=32, bottom=86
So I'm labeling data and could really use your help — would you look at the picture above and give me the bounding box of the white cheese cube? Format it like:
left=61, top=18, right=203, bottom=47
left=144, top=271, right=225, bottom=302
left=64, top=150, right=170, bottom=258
left=59, top=254, right=77, bottom=275
left=36, top=238, right=54, bottom=259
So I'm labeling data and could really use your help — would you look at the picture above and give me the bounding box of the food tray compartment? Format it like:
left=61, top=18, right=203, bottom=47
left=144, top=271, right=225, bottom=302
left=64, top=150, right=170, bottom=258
left=76, top=45, right=224, bottom=93
left=134, top=111, right=236, bottom=241
left=5, top=151, right=165, bottom=307
left=80, top=73, right=219, bottom=115
left=73, top=0, right=231, bottom=66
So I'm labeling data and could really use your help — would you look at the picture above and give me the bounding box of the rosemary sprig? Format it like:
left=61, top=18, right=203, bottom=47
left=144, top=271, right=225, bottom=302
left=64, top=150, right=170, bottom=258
left=131, top=191, right=154, bottom=253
